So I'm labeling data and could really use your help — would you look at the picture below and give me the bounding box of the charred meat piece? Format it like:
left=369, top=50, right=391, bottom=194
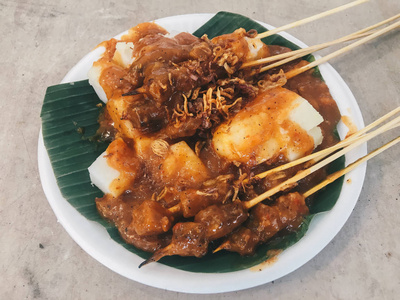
left=122, top=227, right=171, bottom=253
left=218, top=192, right=309, bottom=255
left=139, top=222, right=208, bottom=267
left=141, top=201, right=247, bottom=266
left=178, top=174, right=234, bottom=218
left=194, top=201, right=248, bottom=240
left=96, top=194, right=170, bottom=253
left=128, top=32, right=215, bottom=104
left=219, top=227, right=259, bottom=256
left=126, top=98, right=168, bottom=133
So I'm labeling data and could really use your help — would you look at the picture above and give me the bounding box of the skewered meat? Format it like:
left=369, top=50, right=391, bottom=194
left=87, top=21, right=342, bottom=266
left=126, top=175, right=234, bottom=237
left=194, top=201, right=248, bottom=240
left=88, top=23, right=273, bottom=138
left=140, top=222, right=208, bottom=267
left=217, top=192, right=309, bottom=255
left=96, top=193, right=171, bottom=253
left=141, top=201, right=247, bottom=266
left=177, top=174, right=234, bottom=218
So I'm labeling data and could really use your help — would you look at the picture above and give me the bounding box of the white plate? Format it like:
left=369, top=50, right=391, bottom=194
left=38, top=13, right=367, bottom=294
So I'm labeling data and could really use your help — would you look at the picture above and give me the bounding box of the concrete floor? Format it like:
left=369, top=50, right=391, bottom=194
left=1, top=0, right=399, bottom=298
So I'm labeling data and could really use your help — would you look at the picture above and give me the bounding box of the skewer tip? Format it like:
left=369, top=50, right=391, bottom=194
left=213, top=246, right=224, bottom=254
left=138, top=257, right=155, bottom=268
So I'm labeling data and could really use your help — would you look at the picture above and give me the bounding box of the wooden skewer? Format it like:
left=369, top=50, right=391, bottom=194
left=168, top=108, right=400, bottom=214
left=258, top=13, right=400, bottom=72
left=307, top=126, right=400, bottom=168
left=303, top=135, right=400, bottom=198
left=346, top=106, right=400, bottom=139
left=258, top=32, right=373, bottom=72
left=169, top=204, right=180, bottom=213
left=257, top=0, right=368, bottom=40
left=243, top=116, right=400, bottom=210
left=214, top=134, right=400, bottom=253
left=254, top=106, right=400, bottom=180
left=285, top=19, right=400, bottom=79
left=213, top=134, right=400, bottom=254
left=244, top=13, right=400, bottom=70
left=242, top=31, right=371, bottom=70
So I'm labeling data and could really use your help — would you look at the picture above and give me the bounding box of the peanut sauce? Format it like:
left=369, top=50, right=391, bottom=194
left=93, top=25, right=341, bottom=258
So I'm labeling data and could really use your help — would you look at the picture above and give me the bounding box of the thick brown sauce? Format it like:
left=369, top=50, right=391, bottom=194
left=95, top=32, right=341, bottom=255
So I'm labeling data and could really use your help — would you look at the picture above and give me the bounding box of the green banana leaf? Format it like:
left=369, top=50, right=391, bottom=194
left=40, top=11, right=344, bottom=273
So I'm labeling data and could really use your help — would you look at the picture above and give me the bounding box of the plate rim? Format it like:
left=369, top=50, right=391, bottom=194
left=38, top=13, right=367, bottom=294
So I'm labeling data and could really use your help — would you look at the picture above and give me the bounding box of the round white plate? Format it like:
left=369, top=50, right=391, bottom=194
left=38, top=13, right=366, bottom=294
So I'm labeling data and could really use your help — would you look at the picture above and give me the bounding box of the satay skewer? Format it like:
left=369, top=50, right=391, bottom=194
left=284, top=19, right=400, bottom=79
left=242, top=13, right=400, bottom=70
left=303, top=135, right=400, bottom=198
left=213, top=133, right=400, bottom=255
left=167, top=108, right=400, bottom=214
left=256, top=0, right=368, bottom=40
left=243, top=31, right=373, bottom=70
left=143, top=122, right=399, bottom=265
left=254, top=106, right=400, bottom=180
left=243, top=118, right=400, bottom=210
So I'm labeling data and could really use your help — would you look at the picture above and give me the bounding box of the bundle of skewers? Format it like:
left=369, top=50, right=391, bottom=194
left=139, top=104, right=400, bottom=266
left=57, top=0, right=399, bottom=268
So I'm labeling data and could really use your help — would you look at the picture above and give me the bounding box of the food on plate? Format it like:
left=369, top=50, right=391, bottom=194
left=217, top=192, right=309, bottom=256
left=212, top=87, right=324, bottom=165
left=87, top=21, right=341, bottom=265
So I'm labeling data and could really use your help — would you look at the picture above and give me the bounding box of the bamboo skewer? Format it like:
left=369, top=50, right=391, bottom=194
left=257, top=0, right=368, bottom=40
left=254, top=106, right=400, bottom=180
left=243, top=115, right=400, bottom=210
left=167, top=107, right=400, bottom=214
left=344, top=107, right=400, bottom=139
left=243, top=13, right=400, bottom=70
left=259, top=32, right=372, bottom=73
left=303, top=136, right=400, bottom=198
left=308, top=122, right=400, bottom=166
left=169, top=203, right=180, bottom=213
left=213, top=133, right=400, bottom=254
left=242, top=31, right=372, bottom=70
left=285, top=19, right=400, bottom=79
